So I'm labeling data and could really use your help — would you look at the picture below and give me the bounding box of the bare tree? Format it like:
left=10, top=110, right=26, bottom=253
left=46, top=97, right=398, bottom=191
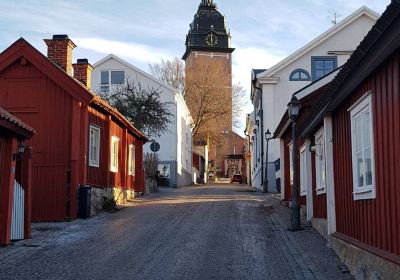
left=149, top=58, right=245, bottom=139
left=99, top=80, right=173, bottom=138
left=184, top=59, right=232, bottom=139
left=232, top=83, right=247, bottom=130
left=149, top=58, right=185, bottom=94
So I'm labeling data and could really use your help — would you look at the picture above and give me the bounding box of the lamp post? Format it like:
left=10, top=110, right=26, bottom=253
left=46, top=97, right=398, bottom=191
left=288, top=96, right=301, bottom=231
left=263, top=129, right=272, bottom=193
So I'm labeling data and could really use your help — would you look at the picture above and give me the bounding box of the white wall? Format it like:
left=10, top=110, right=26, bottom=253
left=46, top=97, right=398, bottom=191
left=92, top=56, right=193, bottom=186
left=248, top=12, right=377, bottom=193
left=262, top=14, right=376, bottom=162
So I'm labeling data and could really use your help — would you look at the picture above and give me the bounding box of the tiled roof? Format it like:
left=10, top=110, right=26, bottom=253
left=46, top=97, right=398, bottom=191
left=91, top=96, right=148, bottom=141
left=0, top=106, right=35, bottom=135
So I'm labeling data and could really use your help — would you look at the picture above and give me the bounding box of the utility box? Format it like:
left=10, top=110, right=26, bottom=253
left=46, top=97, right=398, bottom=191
left=78, top=186, right=91, bottom=219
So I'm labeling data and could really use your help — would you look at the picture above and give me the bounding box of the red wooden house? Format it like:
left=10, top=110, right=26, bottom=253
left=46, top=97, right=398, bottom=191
left=278, top=1, right=400, bottom=277
left=0, top=107, right=34, bottom=245
left=0, top=35, right=147, bottom=222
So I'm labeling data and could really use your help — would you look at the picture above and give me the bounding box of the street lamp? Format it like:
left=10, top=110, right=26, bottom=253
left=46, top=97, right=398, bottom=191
left=288, top=95, right=301, bottom=231
left=263, top=129, right=272, bottom=193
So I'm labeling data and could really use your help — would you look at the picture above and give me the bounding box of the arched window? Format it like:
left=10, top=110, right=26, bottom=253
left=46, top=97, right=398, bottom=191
left=289, top=69, right=311, bottom=81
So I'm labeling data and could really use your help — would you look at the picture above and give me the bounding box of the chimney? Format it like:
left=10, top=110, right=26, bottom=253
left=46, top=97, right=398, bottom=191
left=72, top=59, right=93, bottom=88
left=44, top=35, right=76, bottom=76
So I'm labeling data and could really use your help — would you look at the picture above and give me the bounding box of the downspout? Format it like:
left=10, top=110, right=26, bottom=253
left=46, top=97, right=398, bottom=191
left=252, top=78, right=264, bottom=191
left=244, top=129, right=252, bottom=186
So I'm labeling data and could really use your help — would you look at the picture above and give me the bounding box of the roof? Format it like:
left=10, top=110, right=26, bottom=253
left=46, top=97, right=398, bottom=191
left=257, top=6, right=379, bottom=79
left=0, top=38, right=147, bottom=142
left=301, top=0, right=400, bottom=137
left=182, top=0, right=234, bottom=60
left=252, top=69, right=267, bottom=76
left=0, top=38, right=94, bottom=105
left=0, top=106, right=35, bottom=138
left=91, top=96, right=148, bottom=141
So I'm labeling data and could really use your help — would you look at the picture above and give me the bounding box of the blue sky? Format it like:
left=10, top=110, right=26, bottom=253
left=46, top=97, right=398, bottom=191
left=0, top=0, right=389, bottom=130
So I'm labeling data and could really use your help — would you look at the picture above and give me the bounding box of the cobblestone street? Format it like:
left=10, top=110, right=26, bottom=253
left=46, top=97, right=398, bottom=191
left=0, top=185, right=352, bottom=280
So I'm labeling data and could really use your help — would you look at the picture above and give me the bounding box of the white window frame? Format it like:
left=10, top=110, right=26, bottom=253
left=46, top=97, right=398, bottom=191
left=315, top=128, right=326, bottom=195
left=300, top=145, right=307, bottom=196
left=110, top=136, right=119, bottom=173
left=348, top=91, right=376, bottom=200
left=89, top=125, right=101, bottom=168
left=128, top=144, right=135, bottom=176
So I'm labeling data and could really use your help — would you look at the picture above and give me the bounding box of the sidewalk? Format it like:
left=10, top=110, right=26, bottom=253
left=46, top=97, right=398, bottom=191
left=263, top=194, right=353, bottom=280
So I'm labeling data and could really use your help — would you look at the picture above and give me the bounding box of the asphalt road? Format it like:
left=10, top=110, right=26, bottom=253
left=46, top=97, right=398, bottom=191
left=0, top=184, right=351, bottom=280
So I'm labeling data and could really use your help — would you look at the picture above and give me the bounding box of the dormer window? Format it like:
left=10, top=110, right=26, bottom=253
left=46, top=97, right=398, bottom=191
left=289, top=69, right=311, bottom=81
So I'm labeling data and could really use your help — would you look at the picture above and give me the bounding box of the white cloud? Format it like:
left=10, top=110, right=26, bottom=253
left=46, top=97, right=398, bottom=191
left=75, top=37, right=175, bottom=65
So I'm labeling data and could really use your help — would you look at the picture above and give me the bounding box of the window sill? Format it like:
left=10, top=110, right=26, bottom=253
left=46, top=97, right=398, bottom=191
left=89, top=163, right=99, bottom=168
left=316, top=187, right=326, bottom=195
left=353, top=186, right=376, bottom=201
left=110, top=169, right=118, bottom=173
left=300, top=192, right=307, bottom=197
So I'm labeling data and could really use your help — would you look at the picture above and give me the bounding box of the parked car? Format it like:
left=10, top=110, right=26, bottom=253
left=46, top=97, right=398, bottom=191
left=230, top=174, right=243, bottom=184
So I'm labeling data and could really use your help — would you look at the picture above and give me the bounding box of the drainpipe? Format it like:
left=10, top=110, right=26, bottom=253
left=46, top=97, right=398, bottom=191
left=252, top=78, right=264, bottom=192
left=244, top=129, right=252, bottom=186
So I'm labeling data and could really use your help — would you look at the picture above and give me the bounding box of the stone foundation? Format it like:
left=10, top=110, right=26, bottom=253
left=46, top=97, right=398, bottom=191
left=311, top=218, right=328, bottom=240
left=90, top=186, right=138, bottom=216
left=331, top=235, right=400, bottom=280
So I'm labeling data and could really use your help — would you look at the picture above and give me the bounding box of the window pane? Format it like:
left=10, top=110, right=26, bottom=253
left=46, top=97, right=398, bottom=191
left=101, top=71, right=109, bottom=84
left=363, top=110, right=371, bottom=148
left=300, top=72, right=307, bottom=79
left=324, top=60, right=334, bottom=71
left=315, top=61, right=324, bottom=69
left=111, top=71, right=125, bottom=84
left=355, top=116, right=363, bottom=152
left=365, top=148, right=372, bottom=185
left=315, top=70, right=325, bottom=79
left=357, top=151, right=364, bottom=187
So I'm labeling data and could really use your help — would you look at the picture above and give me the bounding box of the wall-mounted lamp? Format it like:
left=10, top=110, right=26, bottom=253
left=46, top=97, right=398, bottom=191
left=18, top=142, right=26, bottom=154
left=309, top=143, right=323, bottom=159
left=13, top=142, right=26, bottom=161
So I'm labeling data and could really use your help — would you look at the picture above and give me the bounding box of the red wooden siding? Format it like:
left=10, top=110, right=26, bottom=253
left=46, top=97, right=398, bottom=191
left=87, top=107, right=108, bottom=188
left=0, top=61, right=73, bottom=221
left=282, top=130, right=306, bottom=205
left=311, top=154, right=327, bottom=219
left=332, top=50, right=400, bottom=257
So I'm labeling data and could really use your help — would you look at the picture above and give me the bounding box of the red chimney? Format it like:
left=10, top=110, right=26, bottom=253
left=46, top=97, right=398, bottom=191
left=72, top=59, right=93, bottom=88
left=44, top=35, right=76, bottom=76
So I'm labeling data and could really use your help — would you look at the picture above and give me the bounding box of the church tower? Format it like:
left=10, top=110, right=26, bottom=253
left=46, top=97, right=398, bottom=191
left=183, top=0, right=235, bottom=177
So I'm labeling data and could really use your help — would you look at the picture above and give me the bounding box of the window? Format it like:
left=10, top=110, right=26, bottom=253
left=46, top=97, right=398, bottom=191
left=311, top=56, right=337, bottom=81
left=128, top=144, right=135, bottom=176
left=289, top=69, right=311, bottom=81
left=349, top=92, right=376, bottom=200
left=100, top=70, right=126, bottom=94
left=315, top=128, right=326, bottom=194
left=89, top=125, right=101, bottom=167
left=300, top=145, right=307, bottom=196
left=110, top=136, right=119, bottom=172
left=111, top=71, right=125, bottom=84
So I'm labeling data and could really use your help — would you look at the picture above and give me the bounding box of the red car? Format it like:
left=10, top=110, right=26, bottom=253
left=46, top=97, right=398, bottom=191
left=230, top=174, right=243, bottom=184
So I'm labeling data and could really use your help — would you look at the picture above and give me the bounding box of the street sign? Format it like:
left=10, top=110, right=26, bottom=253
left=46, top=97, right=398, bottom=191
left=150, top=141, right=160, bottom=152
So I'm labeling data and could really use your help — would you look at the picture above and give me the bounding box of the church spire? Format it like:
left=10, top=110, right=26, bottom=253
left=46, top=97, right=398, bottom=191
left=201, top=0, right=216, bottom=7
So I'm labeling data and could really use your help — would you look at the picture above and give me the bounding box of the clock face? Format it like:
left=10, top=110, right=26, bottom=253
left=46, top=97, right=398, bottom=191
left=205, top=33, right=218, bottom=46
